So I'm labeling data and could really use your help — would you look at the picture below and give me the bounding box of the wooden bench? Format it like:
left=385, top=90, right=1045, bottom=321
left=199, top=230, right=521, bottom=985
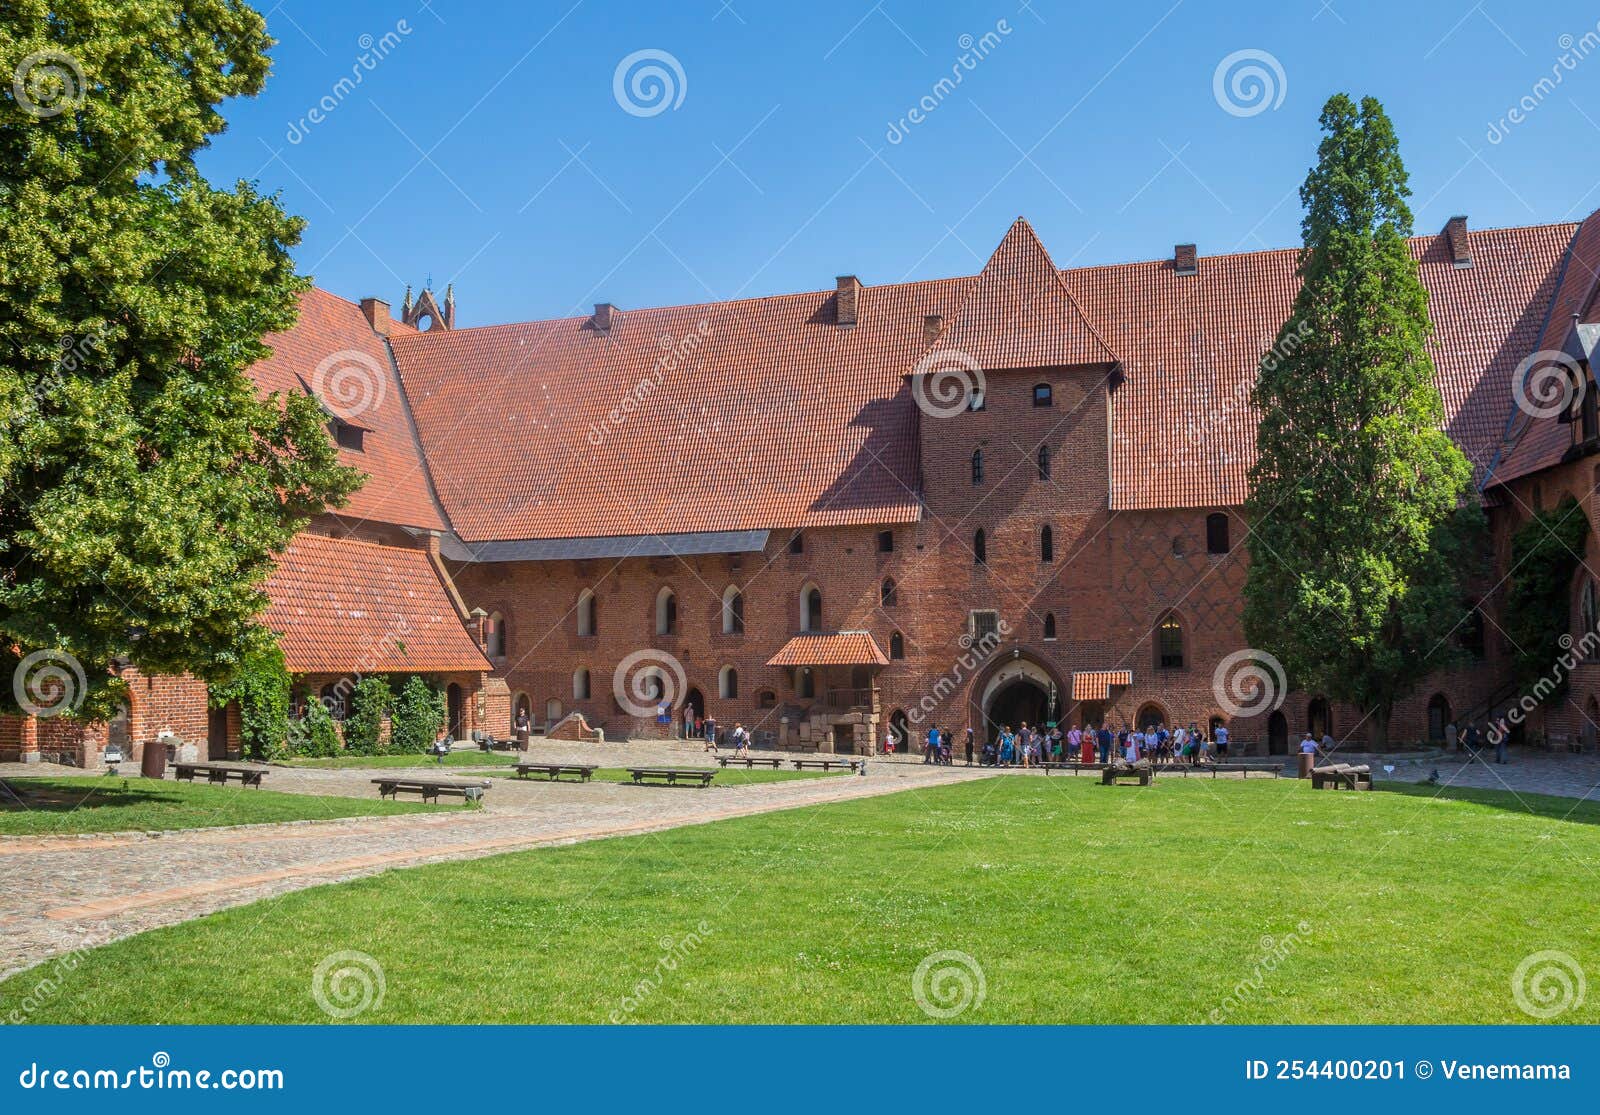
left=1311, top=763, right=1372, bottom=790
left=626, top=767, right=716, bottom=787
left=1101, top=764, right=1153, bottom=786
left=716, top=755, right=785, bottom=769
left=173, top=762, right=267, bottom=789
left=1040, top=761, right=1104, bottom=775
left=372, top=777, right=489, bottom=803
left=513, top=763, right=597, bottom=782
left=1200, top=761, right=1284, bottom=779
left=791, top=758, right=860, bottom=772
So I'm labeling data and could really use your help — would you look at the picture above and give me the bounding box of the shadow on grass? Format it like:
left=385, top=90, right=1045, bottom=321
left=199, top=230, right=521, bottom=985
left=0, top=777, right=188, bottom=814
left=1377, top=779, right=1600, bottom=826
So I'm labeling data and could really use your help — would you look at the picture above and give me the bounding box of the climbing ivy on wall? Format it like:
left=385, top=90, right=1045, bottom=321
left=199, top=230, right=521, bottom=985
left=1504, top=496, right=1590, bottom=692
left=208, top=641, right=292, bottom=760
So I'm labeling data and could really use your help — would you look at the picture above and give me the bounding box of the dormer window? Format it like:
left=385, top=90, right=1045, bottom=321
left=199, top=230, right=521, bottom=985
left=330, top=420, right=365, bottom=452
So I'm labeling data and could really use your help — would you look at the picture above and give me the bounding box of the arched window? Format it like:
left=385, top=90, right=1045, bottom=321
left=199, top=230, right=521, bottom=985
left=655, top=587, right=677, bottom=636
left=1043, top=613, right=1057, bottom=641
left=1156, top=613, right=1184, bottom=669
left=1135, top=702, right=1166, bottom=730
left=889, top=631, right=905, bottom=660
left=788, top=531, right=804, bottom=554
left=486, top=611, right=506, bottom=657
left=758, top=689, right=777, bottom=709
left=573, top=668, right=591, bottom=700
left=881, top=578, right=898, bottom=608
left=1033, top=382, right=1053, bottom=407
left=971, top=448, right=984, bottom=485
left=1206, top=512, right=1230, bottom=554
left=968, top=383, right=985, bottom=411
left=802, top=586, right=823, bottom=632
left=1040, top=525, right=1054, bottom=563
left=577, top=589, right=597, bottom=636
left=973, top=528, right=987, bottom=565
left=722, top=586, right=745, bottom=635
left=719, top=666, right=739, bottom=699
left=877, top=530, right=894, bottom=553
left=319, top=682, right=346, bottom=721
left=1583, top=580, right=1598, bottom=642
left=546, top=698, right=563, bottom=724
left=1037, top=444, right=1051, bottom=480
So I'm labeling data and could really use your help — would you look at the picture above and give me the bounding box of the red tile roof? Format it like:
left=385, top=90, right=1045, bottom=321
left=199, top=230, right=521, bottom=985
left=918, top=218, right=1115, bottom=374
left=262, top=532, right=490, bottom=674
left=766, top=632, right=890, bottom=667
left=367, top=215, right=1581, bottom=537
left=1077, top=223, right=1575, bottom=509
left=1072, top=670, right=1132, bottom=701
left=1486, top=209, right=1600, bottom=486
left=390, top=280, right=964, bottom=543
left=250, top=289, right=446, bottom=532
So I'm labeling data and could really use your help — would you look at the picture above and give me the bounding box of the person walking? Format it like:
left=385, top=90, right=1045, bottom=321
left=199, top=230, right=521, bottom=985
left=514, top=706, right=531, bottom=750
left=924, top=725, right=938, bottom=764
left=1444, top=718, right=1458, bottom=754
left=1215, top=722, right=1230, bottom=760
left=1495, top=714, right=1510, bottom=764
left=965, top=727, right=975, bottom=767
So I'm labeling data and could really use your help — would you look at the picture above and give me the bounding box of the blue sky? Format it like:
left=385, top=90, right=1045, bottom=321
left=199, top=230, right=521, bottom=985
left=202, top=0, right=1600, bottom=327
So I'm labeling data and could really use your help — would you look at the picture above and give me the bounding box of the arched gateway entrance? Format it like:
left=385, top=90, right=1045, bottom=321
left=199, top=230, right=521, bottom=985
left=975, top=653, right=1064, bottom=742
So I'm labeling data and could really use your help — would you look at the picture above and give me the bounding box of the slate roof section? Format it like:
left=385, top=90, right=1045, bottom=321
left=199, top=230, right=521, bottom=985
left=439, top=530, right=771, bottom=564
left=262, top=532, right=490, bottom=674
left=250, top=289, right=447, bottom=532
left=766, top=632, right=890, bottom=667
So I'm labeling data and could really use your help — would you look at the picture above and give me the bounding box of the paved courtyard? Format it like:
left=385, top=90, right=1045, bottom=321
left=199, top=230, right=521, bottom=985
left=3, top=738, right=1597, bottom=981
left=0, top=738, right=990, bottom=979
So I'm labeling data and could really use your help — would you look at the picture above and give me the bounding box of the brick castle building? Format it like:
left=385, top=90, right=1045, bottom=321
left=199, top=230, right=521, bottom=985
left=5, top=206, right=1600, bottom=763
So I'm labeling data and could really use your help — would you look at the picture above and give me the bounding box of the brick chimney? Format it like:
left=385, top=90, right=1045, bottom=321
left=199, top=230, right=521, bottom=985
left=1174, top=244, right=1198, bottom=276
left=1444, top=215, right=1472, bottom=268
left=359, top=297, right=391, bottom=336
left=923, top=314, right=944, bottom=345
left=593, top=302, right=616, bottom=333
left=836, top=276, right=862, bottom=327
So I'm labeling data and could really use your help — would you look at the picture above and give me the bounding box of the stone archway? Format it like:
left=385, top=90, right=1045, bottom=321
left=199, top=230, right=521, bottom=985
left=973, top=651, right=1066, bottom=743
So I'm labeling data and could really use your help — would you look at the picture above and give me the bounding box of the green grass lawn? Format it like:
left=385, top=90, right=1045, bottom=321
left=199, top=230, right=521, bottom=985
left=0, top=776, right=455, bottom=836
left=6, top=776, right=1598, bottom=1023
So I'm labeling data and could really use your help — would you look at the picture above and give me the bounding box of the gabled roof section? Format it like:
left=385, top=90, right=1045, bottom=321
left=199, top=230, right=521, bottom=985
left=263, top=532, right=490, bottom=674
left=766, top=631, right=889, bottom=667
left=1487, top=209, right=1600, bottom=487
left=249, top=289, right=448, bottom=532
left=390, top=279, right=962, bottom=543
left=919, top=218, right=1117, bottom=373
left=1079, top=222, right=1576, bottom=509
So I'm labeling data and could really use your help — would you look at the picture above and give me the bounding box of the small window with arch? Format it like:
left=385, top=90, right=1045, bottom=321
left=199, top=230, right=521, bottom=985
left=1205, top=512, right=1230, bottom=555
left=877, top=529, right=894, bottom=553
left=971, top=448, right=984, bottom=485
left=1032, top=382, right=1053, bottom=407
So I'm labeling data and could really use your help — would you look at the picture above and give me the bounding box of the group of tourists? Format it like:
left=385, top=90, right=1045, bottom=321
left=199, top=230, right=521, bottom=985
left=892, top=721, right=1231, bottom=767
left=1444, top=715, right=1512, bottom=765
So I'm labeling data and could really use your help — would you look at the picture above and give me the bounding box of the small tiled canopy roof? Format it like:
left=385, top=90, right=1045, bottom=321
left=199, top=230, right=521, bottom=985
left=766, top=632, right=890, bottom=667
left=263, top=532, right=490, bottom=674
left=1072, top=670, right=1133, bottom=701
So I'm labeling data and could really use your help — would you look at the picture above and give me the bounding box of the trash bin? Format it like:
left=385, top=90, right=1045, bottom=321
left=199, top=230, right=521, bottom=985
left=140, top=740, right=167, bottom=779
left=1297, top=752, right=1315, bottom=779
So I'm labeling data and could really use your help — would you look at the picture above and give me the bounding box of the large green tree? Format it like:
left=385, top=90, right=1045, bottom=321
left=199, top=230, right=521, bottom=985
left=0, top=1, right=358, bottom=718
left=1243, top=94, right=1484, bottom=748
